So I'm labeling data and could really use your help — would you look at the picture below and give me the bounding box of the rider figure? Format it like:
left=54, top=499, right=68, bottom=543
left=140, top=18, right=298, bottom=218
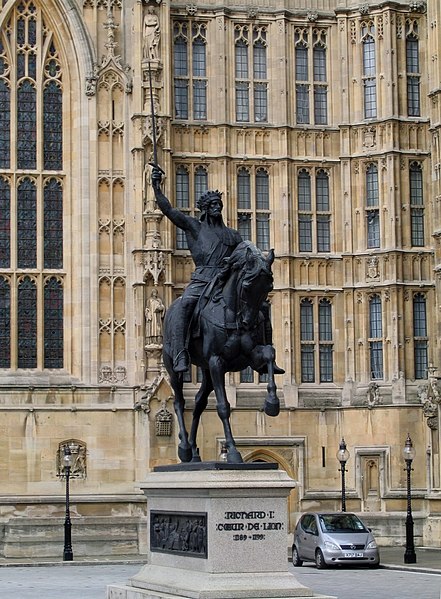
left=151, top=166, right=283, bottom=375
left=151, top=166, right=242, bottom=372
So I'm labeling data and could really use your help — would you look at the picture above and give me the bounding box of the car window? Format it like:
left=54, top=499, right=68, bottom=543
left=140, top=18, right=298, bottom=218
left=309, top=518, right=318, bottom=535
left=300, top=514, right=313, bottom=532
left=319, top=514, right=367, bottom=533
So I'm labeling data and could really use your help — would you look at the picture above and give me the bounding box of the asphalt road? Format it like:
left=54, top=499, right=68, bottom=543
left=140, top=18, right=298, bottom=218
left=293, top=564, right=441, bottom=599
left=0, top=563, right=439, bottom=599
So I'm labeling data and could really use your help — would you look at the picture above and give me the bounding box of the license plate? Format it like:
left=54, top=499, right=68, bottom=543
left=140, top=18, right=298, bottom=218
left=344, top=552, right=363, bottom=558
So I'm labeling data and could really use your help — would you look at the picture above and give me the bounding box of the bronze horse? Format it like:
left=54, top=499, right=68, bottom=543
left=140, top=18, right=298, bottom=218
left=163, top=241, right=281, bottom=464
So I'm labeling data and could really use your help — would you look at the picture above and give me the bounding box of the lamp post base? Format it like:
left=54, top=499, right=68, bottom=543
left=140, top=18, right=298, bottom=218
left=404, top=549, right=417, bottom=564
left=63, top=549, right=73, bottom=561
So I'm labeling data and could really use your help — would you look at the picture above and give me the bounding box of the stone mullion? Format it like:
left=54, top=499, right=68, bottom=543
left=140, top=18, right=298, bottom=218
left=350, top=18, right=362, bottom=123
left=395, top=286, right=406, bottom=386
left=337, top=17, right=350, bottom=125
left=375, top=13, right=385, bottom=121
left=386, top=154, right=398, bottom=250
left=384, top=9, right=398, bottom=117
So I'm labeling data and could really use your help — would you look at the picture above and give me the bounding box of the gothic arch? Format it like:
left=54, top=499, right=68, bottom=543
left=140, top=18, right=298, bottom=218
left=244, top=448, right=294, bottom=478
left=0, top=0, right=95, bottom=87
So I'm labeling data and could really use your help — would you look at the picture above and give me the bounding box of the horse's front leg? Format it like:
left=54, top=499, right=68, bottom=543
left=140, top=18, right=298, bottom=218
left=169, top=370, right=192, bottom=462
left=208, top=356, right=243, bottom=464
left=188, top=369, right=213, bottom=462
left=250, top=345, right=280, bottom=417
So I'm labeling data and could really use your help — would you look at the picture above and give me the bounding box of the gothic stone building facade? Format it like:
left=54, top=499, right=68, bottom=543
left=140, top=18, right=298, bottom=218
left=0, top=0, right=440, bottom=557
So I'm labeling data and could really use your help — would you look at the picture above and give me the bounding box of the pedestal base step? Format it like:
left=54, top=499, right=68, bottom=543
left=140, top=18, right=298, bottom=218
left=107, top=564, right=336, bottom=599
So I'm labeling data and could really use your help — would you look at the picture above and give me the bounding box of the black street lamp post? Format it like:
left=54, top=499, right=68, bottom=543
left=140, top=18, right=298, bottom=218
left=403, top=434, right=417, bottom=564
left=337, top=438, right=350, bottom=512
left=63, top=445, right=74, bottom=561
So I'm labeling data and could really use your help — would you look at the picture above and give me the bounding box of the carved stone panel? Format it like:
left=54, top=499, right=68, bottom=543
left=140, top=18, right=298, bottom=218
left=150, top=510, right=207, bottom=558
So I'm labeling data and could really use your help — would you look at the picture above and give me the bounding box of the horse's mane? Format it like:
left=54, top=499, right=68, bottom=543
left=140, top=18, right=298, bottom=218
left=227, top=241, right=264, bottom=271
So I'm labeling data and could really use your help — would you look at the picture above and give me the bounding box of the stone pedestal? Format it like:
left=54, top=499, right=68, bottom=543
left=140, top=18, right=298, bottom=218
left=107, top=464, right=335, bottom=599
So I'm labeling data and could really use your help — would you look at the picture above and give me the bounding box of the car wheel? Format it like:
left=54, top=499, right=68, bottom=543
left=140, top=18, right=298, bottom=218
left=292, top=545, right=303, bottom=567
left=315, top=548, right=327, bottom=569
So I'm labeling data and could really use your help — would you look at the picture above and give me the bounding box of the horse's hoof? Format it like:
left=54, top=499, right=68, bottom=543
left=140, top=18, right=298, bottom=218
left=264, top=400, right=280, bottom=417
left=191, top=453, right=202, bottom=463
left=178, top=445, right=192, bottom=462
left=227, top=448, right=243, bottom=464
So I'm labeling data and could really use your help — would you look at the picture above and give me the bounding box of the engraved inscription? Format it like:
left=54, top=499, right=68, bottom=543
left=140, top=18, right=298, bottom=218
left=215, top=510, right=284, bottom=543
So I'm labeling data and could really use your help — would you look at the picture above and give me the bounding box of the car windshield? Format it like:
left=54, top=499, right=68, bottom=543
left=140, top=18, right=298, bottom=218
left=319, top=514, right=367, bottom=533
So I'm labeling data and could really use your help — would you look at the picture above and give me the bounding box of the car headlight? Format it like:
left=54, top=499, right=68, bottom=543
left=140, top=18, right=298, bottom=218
left=324, top=540, right=340, bottom=551
left=366, top=540, right=377, bottom=549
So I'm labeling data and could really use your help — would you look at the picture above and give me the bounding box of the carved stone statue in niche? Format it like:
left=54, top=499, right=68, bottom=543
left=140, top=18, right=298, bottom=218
left=143, top=5, right=160, bottom=61
left=367, top=382, right=380, bottom=408
left=145, top=288, right=165, bottom=345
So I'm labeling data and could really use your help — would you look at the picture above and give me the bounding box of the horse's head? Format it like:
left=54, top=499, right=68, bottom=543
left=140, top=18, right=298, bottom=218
left=231, top=242, right=274, bottom=329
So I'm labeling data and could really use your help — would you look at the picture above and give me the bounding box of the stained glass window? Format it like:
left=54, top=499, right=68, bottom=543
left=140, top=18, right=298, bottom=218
left=0, top=177, right=10, bottom=268
left=44, top=81, right=63, bottom=170
left=18, top=277, right=37, bottom=369
left=17, top=80, right=37, bottom=169
left=0, top=3, right=65, bottom=371
left=0, top=277, right=10, bottom=367
left=44, top=277, right=63, bottom=368
left=44, top=178, right=63, bottom=268
left=17, top=177, right=37, bottom=268
left=0, top=80, right=10, bottom=168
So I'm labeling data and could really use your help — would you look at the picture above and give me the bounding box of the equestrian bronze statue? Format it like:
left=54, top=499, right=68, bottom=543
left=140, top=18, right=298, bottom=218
left=151, top=167, right=284, bottom=464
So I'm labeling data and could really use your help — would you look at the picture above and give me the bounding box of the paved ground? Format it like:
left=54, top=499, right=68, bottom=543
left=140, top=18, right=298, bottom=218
left=0, top=547, right=439, bottom=599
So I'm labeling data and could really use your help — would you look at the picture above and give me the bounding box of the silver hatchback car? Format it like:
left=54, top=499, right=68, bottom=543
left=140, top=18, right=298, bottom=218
left=292, top=512, right=380, bottom=569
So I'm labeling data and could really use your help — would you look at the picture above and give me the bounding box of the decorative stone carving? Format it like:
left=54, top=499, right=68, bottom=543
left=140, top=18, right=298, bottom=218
left=419, top=366, right=440, bottom=430
left=155, top=400, right=173, bottom=436
left=150, top=511, right=207, bottom=556
left=409, top=1, right=426, bottom=13
left=85, top=74, right=97, bottom=96
left=367, top=382, right=380, bottom=408
left=363, top=127, right=376, bottom=149
left=307, top=12, right=318, bottom=22
left=366, top=256, right=379, bottom=280
left=141, top=249, right=165, bottom=285
left=186, top=3, right=197, bottom=15
left=57, top=440, right=87, bottom=479
left=99, top=365, right=127, bottom=384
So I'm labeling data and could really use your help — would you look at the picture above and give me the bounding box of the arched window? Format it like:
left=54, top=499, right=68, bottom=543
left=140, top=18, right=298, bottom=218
left=0, top=2, right=65, bottom=370
left=361, top=23, right=376, bottom=119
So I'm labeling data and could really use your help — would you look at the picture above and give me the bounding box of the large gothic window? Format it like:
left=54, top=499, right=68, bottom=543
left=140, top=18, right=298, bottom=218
left=0, top=1, right=64, bottom=369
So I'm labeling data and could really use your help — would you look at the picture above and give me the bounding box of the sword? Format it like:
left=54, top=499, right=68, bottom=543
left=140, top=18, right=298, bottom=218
left=147, top=61, right=164, bottom=174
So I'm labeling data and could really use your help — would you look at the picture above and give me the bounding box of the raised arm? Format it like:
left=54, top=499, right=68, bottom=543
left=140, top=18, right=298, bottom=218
left=151, top=167, right=199, bottom=233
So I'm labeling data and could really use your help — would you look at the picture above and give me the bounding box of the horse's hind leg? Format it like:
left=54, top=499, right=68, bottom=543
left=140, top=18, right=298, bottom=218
left=208, top=356, right=243, bottom=464
left=188, top=369, right=213, bottom=462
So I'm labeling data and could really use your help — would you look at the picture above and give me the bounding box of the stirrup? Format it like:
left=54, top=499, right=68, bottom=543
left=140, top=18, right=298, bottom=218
left=173, top=349, right=190, bottom=373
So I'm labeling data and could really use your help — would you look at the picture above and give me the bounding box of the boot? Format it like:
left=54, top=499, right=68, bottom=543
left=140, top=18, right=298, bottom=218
left=172, top=301, right=193, bottom=373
